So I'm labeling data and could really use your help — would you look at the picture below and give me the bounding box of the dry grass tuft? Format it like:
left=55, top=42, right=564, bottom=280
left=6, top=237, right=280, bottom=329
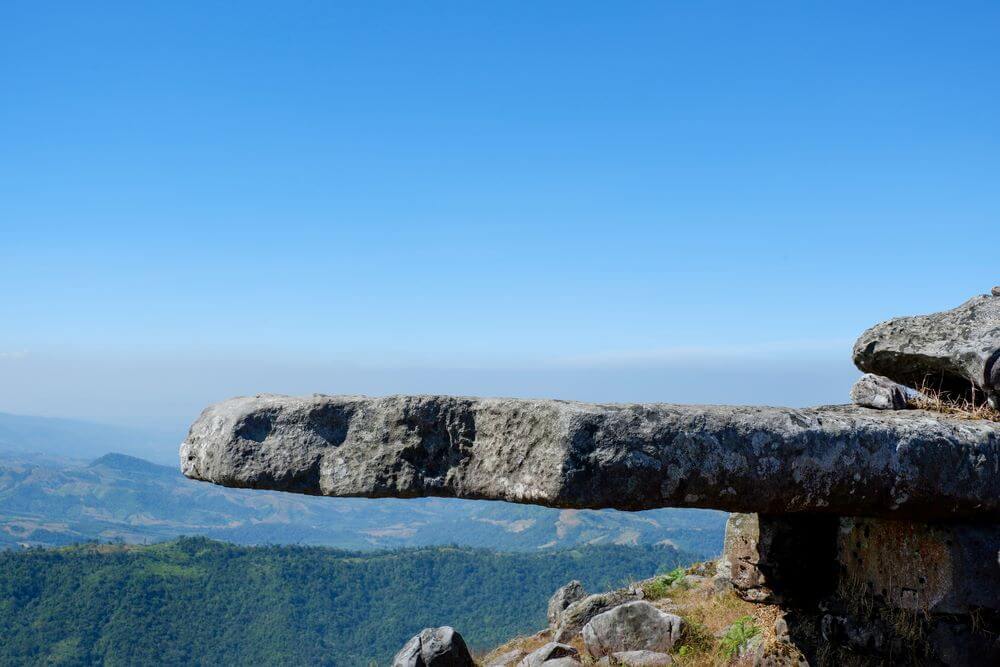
left=477, top=630, right=588, bottom=666
left=907, top=381, right=1000, bottom=422
left=652, top=581, right=782, bottom=667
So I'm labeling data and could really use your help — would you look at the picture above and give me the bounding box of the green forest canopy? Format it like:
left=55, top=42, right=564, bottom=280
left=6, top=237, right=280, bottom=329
left=0, top=538, right=694, bottom=666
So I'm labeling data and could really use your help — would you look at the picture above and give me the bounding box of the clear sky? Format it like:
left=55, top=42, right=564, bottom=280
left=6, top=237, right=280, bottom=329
left=1, top=2, right=997, bottom=440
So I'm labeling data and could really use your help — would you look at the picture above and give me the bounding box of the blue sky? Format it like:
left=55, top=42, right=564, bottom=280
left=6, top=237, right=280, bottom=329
left=1, top=2, right=997, bottom=438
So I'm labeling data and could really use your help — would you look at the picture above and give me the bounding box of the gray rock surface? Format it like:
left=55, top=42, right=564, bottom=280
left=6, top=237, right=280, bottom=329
left=552, top=589, right=641, bottom=642
left=595, top=650, right=673, bottom=666
left=582, top=601, right=683, bottom=658
left=853, top=291, right=1000, bottom=407
left=516, top=643, right=580, bottom=667
left=182, top=394, right=1000, bottom=520
left=392, top=627, right=474, bottom=667
left=850, top=373, right=911, bottom=410
left=547, top=581, right=587, bottom=629
left=721, top=513, right=840, bottom=605
left=837, top=517, right=1000, bottom=614
left=485, top=649, right=527, bottom=667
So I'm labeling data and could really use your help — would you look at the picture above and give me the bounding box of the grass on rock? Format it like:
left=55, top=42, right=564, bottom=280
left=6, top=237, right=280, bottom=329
left=908, top=382, right=1000, bottom=422
left=482, top=565, right=787, bottom=667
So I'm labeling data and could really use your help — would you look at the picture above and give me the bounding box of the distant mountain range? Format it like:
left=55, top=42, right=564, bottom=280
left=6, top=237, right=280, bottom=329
left=0, top=411, right=183, bottom=464
left=0, top=412, right=726, bottom=555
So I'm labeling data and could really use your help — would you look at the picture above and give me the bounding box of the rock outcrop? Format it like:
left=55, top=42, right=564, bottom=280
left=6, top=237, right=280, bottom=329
left=853, top=290, right=1000, bottom=407
left=392, top=627, right=474, bottom=667
left=553, top=589, right=642, bottom=643
left=582, top=601, right=683, bottom=658
left=181, top=394, right=1000, bottom=520
left=547, top=581, right=586, bottom=629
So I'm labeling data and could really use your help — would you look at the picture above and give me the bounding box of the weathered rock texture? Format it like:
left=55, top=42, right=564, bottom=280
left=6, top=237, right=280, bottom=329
left=582, top=602, right=683, bottom=658
left=595, top=650, right=673, bottom=666
left=517, top=642, right=580, bottom=667
left=850, top=373, right=911, bottom=410
left=837, top=517, right=1000, bottom=615
left=547, top=581, right=586, bottom=629
left=553, top=589, right=641, bottom=643
left=721, top=513, right=1000, bottom=665
left=181, top=393, right=1000, bottom=520
left=719, top=513, right=838, bottom=605
left=853, top=291, right=1000, bottom=407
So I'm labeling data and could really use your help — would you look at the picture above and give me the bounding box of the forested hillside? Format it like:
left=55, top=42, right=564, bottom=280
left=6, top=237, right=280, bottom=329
left=0, top=538, right=693, bottom=666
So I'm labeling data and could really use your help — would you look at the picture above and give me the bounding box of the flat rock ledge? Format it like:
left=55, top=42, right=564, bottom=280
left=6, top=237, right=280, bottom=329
left=181, top=393, right=1000, bottom=520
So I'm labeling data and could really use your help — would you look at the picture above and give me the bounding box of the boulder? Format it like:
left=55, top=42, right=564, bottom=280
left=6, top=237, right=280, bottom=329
left=582, top=601, right=683, bottom=658
left=853, top=291, right=1000, bottom=407
left=516, top=642, right=580, bottom=667
left=392, top=627, right=474, bottom=667
left=547, top=581, right=586, bottom=629
left=181, top=393, right=1000, bottom=520
left=850, top=373, right=911, bottom=410
left=554, top=589, right=640, bottom=642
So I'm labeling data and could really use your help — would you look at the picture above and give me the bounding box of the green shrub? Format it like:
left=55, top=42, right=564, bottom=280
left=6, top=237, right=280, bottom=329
left=641, top=566, right=687, bottom=599
left=718, top=615, right=760, bottom=658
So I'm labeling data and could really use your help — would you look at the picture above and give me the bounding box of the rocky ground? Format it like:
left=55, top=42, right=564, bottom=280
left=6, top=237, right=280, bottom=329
left=479, top=560, right=797, bottom=667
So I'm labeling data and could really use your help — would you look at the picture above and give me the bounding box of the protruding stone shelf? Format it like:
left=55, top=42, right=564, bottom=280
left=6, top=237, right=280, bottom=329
left=181, top=393, right=999, bottom=520
left=854, top=291, right=1000, bottom=407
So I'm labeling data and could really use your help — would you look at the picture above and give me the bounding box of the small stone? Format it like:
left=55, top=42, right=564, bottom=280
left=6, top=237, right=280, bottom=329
left=517, top=642, right=580, bottom=667
left=736, top=633, right=764, bottom=660
left=681, top=574, right=707, bottom=587
left=850, top=373, right=911, bottom=410
left=711, top=573, right=733, bottom=595
left=992, top=286, right=1000, bottom=297
left=774, top=614, right=790, bottom=643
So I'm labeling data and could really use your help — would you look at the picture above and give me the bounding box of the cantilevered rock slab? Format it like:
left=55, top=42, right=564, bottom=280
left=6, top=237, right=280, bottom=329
left=181, top=394, right=999, bottom=520
left=853, top=290, right=1000, bottom=407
